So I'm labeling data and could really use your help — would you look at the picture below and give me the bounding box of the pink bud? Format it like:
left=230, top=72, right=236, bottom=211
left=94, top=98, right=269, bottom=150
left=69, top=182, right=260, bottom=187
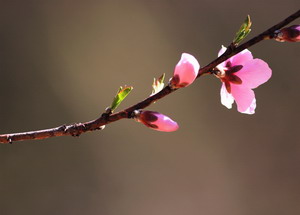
left=135, top=110, right=179, bottom=132
left=170, top=53, right=200, bottom=88
left=274, top=25, right=300, bottom=42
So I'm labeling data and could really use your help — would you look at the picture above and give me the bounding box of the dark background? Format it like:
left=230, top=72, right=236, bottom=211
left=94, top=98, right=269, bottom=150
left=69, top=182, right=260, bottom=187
left=0, top=0, right=299, bottom=215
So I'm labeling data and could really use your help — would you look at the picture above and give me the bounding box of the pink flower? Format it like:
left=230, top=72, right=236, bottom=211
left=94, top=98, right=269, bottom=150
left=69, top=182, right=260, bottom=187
left=170, top=53, right=200, bottom=88
left=216, top=46, right=272, bottom=114
left=135, top=110, right=179, bottom=132
left=274, top=25, right=300, bottom=42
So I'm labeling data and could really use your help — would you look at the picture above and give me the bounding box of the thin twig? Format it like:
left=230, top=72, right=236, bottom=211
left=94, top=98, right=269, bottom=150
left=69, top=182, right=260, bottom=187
left=198, top=9, right=300, bottom=77
left=0, top=9, right=299, bottom=144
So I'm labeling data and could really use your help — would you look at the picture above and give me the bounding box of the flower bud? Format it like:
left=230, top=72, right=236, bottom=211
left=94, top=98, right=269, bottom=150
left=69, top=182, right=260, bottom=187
left=170, top=53, right=200, bottom=88
left=134, top=110, right=179, bottom=132
left=273, top=25, right=300, bottom=42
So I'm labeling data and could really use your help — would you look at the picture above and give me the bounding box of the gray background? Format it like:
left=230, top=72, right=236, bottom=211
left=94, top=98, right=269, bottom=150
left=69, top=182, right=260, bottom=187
left=0, top=0, right=299, bottom=215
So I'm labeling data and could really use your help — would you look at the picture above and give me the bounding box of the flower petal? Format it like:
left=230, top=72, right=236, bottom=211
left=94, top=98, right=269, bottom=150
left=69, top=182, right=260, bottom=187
left=231, top=85, right=256, bottom=114
left=216, top=46, right=228, bottom=70
left=242, top=98, right=256, bottom=114
left=138, top=111, right=179, bottom=132
left=154, top=114, right=179, bottom=132
left=172, top=53, right=200, bottom=88
left=218, top=45, right=227, bottom=57
left=220, top=83, right=234, bottom=109
left=230, top=49, right=253, bottom=66
left=217, top=46, right=253, bottom=70
left=236, top=59, right=272, bottom=89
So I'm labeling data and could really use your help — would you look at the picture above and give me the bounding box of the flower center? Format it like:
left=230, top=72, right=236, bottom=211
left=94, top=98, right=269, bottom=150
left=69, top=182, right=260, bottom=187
left=215, top=63, right=243, bottom=93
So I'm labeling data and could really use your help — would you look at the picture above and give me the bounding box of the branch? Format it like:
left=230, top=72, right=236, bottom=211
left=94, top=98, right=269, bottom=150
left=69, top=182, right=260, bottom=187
left=198, top=9, right=300, bottom=77
left=1, top=9, right=299, bottom=144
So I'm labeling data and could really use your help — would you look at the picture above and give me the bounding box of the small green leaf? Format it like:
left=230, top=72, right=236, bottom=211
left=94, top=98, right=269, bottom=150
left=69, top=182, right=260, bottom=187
left=233, top=15, right=252, bottom=46
left=110, top=86, right=133, bottom=112
left=151, top=73, right=165, bottom=96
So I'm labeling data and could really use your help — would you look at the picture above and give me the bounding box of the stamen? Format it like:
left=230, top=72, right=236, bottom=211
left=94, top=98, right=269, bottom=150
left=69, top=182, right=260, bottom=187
left=225, top=81, right=231, bottom=93
left=225, top=61, right=232, bottom=68
left=227, top=65, right=243, bottom=74
left=228, top=74, right=242, bottom=84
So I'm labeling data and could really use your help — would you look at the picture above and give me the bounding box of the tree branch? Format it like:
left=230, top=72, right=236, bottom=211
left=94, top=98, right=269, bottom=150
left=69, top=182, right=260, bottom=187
left=1, top=9, right=299, bottom=144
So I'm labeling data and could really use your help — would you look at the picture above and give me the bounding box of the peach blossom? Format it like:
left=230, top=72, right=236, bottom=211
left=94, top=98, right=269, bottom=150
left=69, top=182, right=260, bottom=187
left=216, top=46, right=272, bottom=114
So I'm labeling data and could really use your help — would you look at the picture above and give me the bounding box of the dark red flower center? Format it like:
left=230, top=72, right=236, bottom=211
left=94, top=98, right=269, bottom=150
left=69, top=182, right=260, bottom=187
left=218, top=62, right=243, bottom=93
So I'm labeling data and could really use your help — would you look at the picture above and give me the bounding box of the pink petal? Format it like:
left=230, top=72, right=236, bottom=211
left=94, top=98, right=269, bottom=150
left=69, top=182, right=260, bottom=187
left=236, top=59, right=272, bottom=89
left=154, top=114, right=179, bottom=132
left=231, top=85, right=256, bottom=114
left=230, top=49, right=253, bottom=66
left=172, top=53, right=200, bottom=88
left=217, top=46, right=229, bottom=70
left=220, top=83, right=234, bottom=109
left=218, top=45, right=227, bottom=57
left=242, top=98, right=256, bottom=114
left=138, top=111, right=179, bottom=132
left=217, top=46, right=253, bottom=70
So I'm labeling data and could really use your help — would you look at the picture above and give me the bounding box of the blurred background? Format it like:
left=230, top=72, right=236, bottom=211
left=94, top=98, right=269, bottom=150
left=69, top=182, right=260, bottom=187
left=0, top=0, right=299, bottom=215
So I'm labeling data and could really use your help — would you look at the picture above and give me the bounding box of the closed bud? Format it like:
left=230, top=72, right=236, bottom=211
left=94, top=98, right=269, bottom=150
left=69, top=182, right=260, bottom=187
left=134, top=110, right=179, bottom=132
left=273, top=25, right=300, bottom=42
left=170, top=53, right=200, bottom=88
